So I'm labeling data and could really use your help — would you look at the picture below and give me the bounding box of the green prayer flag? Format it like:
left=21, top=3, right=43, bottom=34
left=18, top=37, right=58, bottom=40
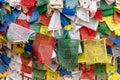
left=100, top=0, right=114, bottom=11
left=102, top=9, right=114, bottom=16
left=32, top=68, right=46, bottom=80
left=98, top=22, right=111, bottom=35
left=58, top=39, right=79, bottom=69
left=30, top=23, right=41, bottom=32
left=95, top=64, right=108, bottom=80
left=38, top=5, right=47, bottom=14
left=37, top=0, right=50, bottom=7
left=29, top=23, right=41, bottom=40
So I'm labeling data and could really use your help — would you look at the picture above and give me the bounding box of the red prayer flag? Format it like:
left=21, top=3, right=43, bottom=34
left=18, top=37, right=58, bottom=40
left=15, top=19, right=30, bottom=29
left=32, top=33, right=56, bottom=64
left=79, top=26, right=97, bottom=40
left=94, top=9, right=102, bottom=21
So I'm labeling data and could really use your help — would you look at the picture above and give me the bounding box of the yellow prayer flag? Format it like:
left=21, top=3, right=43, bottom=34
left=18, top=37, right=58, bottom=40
left=12, top=42, right=25, bottom=54
left=100, top=16, right=109, bottom=22
left=114, top=29, right=120, bottom=36
left=114, top=6, right=120, bottom=10
left=106, top=60, right=118, bottom=74
left=107, top=54, right=113, bottom=64
left=83, top=39, right=108, bottom=64
left=40, top=25, right=53, bottom=36
left=40, top=25, right=48, bottom=34
left=108, top=73, right=120, bottom=80
left=47, top=70, right=60, bottom=80
left=64, top=22, right=72, bottom=30
left=78, top=53, right=86, bottom=63
left=44, top=65, right=60, bottom=80
left=105, top=16, right=120, bottom=31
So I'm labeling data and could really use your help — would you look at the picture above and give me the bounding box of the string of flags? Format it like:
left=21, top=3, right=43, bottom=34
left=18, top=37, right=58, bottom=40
left=0, top=0, right=120, bottom=80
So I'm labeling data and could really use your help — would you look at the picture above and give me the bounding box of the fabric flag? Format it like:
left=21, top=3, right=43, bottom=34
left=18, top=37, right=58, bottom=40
left=98, top=22, right=111, bottom=35
left=95, top=64, right=108, bottom=80
left=37, top=0, right=50, bottom=7
left=108, top=73, right=120, bottom=80
left=79, top=26, right=97, bottom=40
left=80, top=67, right=95, bottom=80
left=44, top=65, right=60, bottom=80
left=12, top=42, right=25, bottom=54
left=76, top=7, right=89, bottom=22
left=79, top=0, right=91, bottom=8
left=49, top=0, right=63, bottom=8
left=105, top=16, right=120, bottom=31
left=48, top=10, right=62, bottom=31
left=38, top=13, right=51, bottom=26
left=7, top=23, right=34, bottom=43
left=32, top=68, right=46, bottom=80
left=64, top=0, right=78, bottom=9
left=32, top=33, right=56, bottom=64
left=58, top=39, right=79, bottom=69
left=83, top=39, right=108, bottom=64
left=106, top=60, right=118, bottom=73
left=75, top=17, right=99, bottom=31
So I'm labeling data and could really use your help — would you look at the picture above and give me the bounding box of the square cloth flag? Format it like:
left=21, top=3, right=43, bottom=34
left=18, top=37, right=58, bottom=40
left=44, top=65, right=60, bottom=80
left=64, top=0, right=78, bottom=9
left=83, top=39, right=108, bottom=64
left=58, top=39, right=79, bottom=69
left=32, top=68, right=46, bottom=80
left=32, top=33, right=56, bottom=64
left=108, top=73, right=120, bottom=80
left=80, top=67, right=95, bottom=80
left=105, top=16, right=120, bottom=31
left=106, top=60, right=118, bottom=74
left=95, top=64, right=108, bottom=80
left=79, top=26, right=97, bottom=40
